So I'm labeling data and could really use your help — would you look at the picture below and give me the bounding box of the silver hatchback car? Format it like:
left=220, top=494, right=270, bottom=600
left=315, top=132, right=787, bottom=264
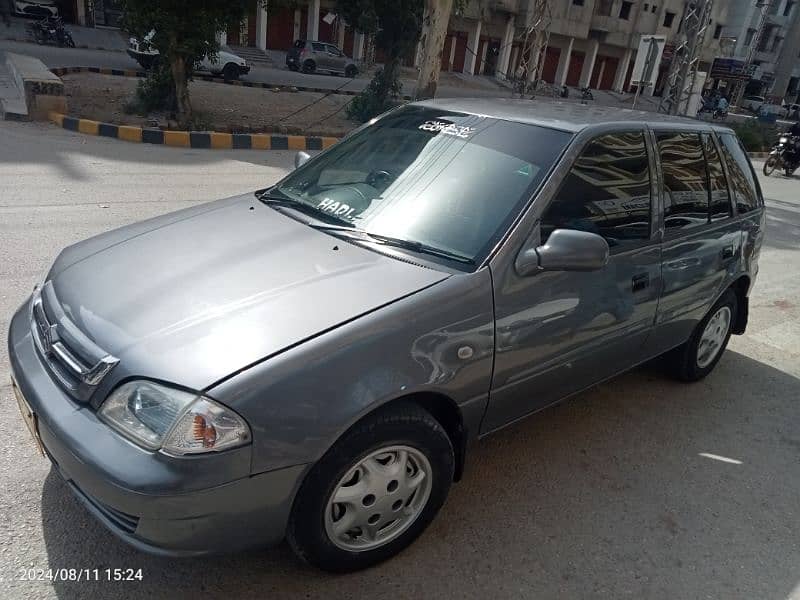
left=286, top=39, right=359, bottom=77
left=9, top=100, right=764, bottom=572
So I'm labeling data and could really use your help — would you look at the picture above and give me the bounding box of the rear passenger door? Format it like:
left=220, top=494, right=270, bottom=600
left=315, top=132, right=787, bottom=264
left=645, top=130, right=742, bottom=356
left=485, top=131, right=662, bottom=432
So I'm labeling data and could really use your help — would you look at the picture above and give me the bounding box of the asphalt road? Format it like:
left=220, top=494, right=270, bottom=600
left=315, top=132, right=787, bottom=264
left=0, top=39, right=507, bottom=99
left=1, top=120, right=800, bottom=600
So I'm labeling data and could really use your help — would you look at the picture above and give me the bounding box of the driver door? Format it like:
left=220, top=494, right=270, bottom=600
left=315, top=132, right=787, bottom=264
left=483, top=130, right=662, bottom=433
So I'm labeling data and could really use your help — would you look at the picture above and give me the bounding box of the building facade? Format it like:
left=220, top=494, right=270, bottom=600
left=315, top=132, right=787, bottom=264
left=722, top=0, right=800, bottom=101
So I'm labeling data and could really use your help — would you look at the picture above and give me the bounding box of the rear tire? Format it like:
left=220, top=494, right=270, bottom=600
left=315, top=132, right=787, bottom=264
left=670, top=289, right=737, bottom=382
left=302, top=59, right=316, bottom=74
left=287, top=402, right=454, bottom=573
left=763, top=155, right=778, bottom=176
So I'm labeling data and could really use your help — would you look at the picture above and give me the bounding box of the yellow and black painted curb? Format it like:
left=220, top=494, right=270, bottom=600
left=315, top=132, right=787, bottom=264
left=50, top=66, right=414, bottom=100
left=48, top=112, right=339, bottom=151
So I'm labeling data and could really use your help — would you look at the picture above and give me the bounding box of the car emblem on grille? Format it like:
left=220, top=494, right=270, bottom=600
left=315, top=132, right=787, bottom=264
left=40, top=323, right=58, bottom=356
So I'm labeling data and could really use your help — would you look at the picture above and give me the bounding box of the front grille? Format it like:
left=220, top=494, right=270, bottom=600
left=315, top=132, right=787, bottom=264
left=30, top=283, right=119, bottom=402
left=70, top=482, right=140, bottom=535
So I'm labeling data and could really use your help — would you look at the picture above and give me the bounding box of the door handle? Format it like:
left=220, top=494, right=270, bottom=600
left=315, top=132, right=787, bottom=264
left=721, top=245, right=734, bottom=260
left=632, top=272, right=649, bottom=292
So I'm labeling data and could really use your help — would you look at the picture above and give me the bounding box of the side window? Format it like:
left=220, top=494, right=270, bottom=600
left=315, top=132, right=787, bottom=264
left=702, top=134, right=732, bottom=221
left=541, top=132, right=652, bottom=249
left=718, top=133, right=761, bottom=214
left=656, top=132, right=709, bottom=232
left=327, top=45, right=341, bottom=55
left=311, top=42, right=326, bottom=52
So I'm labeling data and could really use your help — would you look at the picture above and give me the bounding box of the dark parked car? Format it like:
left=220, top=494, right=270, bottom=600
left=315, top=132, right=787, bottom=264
left=286, top=39, right=358, bottom=76
left=9, top=100, right=764, bottom=572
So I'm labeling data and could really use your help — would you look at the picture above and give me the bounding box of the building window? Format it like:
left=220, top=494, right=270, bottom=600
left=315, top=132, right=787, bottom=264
left=652, top=4, right=657, bottom=12
left=784, top=1, right=795, bottom=17
left=572, top=0, right=585, bottom=5
left=644, top=3, right=649, bottom=10
left=619, top=1, right=633, bottom=19
left=663, top=11, right=675, bottom=27
left=744, top=28, right=756, bottom=46
left=713, top=24, right=723, bottom=39
left=771, top=35, right=783, bottom=53
left=597, top=0, right=613, bottom=16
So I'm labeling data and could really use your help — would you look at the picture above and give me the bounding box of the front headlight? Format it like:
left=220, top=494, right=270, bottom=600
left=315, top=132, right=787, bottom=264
left=98, top=380, right=251, bottom=455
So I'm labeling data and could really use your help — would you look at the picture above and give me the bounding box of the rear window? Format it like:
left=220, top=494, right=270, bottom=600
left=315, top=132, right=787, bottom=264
left=701, top=134, right=732, bottom=222
left=718, top=133, right=761, bottom=214
left=293, top=40, right=305, bottom=48
left=312, top=42, right=326, bottom=52
left=656, top=132, right=709, bottom=232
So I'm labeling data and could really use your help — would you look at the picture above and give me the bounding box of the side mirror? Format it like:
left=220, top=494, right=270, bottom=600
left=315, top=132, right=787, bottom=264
left=515, top=228, right=610, bottom=276
left=294, top=151, right=311, bottom=169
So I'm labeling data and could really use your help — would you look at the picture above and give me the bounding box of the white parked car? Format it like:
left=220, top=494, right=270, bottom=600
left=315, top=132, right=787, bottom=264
left=127, top=35, right=250, bottom=81
left=14, top=0, right=58, bottom=18
left=739, top=95, right=765, bottom=113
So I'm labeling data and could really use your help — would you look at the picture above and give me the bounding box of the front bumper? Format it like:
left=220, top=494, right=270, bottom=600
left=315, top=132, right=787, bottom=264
left=8, top=303, right=307, bottom=556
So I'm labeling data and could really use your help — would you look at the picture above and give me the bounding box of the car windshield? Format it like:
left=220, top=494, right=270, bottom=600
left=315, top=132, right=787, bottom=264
left=272, top=105, right=572, bottom=266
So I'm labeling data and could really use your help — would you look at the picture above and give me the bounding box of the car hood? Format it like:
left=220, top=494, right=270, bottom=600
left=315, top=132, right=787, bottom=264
left=47, top=195, right=449, bottom=390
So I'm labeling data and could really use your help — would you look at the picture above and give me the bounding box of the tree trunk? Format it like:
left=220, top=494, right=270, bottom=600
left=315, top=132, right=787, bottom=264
left=414, top=0, right=453, bottom=100
left=169, top=53, right=192, bottom=128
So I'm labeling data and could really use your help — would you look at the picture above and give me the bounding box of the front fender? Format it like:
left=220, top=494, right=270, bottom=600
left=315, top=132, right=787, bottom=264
left=209, top=270, right=495, bottom=475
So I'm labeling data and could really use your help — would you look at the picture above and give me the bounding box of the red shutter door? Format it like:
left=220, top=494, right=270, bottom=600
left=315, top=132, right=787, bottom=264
left=600, top=56, right=618, bottom=89
left=343, top=27, right=354, bottom=55
left=318, top=13, right=335, bottom=42
left=453, top=32, right=468, bottom=73
left=566, top=51, right=584, bottom=86
left=441, top=35, right=453, bottom=71
left=542, top=47, right=560, bottom=83
left=267, top=8, right=294, bottom=50
left=300, top=8, right=308, bottom=40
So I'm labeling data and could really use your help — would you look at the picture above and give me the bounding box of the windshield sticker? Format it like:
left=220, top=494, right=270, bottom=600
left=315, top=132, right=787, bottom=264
left=418, top=120, right=475, bottom=139
left=317, top=198, right=357, bottom=219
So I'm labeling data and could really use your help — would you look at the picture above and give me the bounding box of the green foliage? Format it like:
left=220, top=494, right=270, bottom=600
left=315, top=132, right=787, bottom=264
left=337, top=0, right=422, bottom=122
left=730, top=119, right=777, bottom=152
left=124, top=61, right=175, bottom=114
left=347, top=68, right=403, bottom=122
left=121, top=0, right=259, bottom=123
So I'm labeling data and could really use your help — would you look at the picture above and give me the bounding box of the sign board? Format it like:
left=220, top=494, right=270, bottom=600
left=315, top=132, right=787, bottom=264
left=322, top=12, right=336, bottom=25
left=630, top=35, right=667, bottom=89
left=709, top=57, right=751, bottom=81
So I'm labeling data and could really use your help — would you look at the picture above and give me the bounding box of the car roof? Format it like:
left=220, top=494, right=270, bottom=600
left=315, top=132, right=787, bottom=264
left=413, top=97, right=735, bottom=135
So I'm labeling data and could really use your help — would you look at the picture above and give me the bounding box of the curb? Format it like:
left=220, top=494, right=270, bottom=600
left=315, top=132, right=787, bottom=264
left=0, top=36, right=124, bottom=52
left=48, top=112, right=339, bottom=151
left=51, top=66, right=414, bottom=99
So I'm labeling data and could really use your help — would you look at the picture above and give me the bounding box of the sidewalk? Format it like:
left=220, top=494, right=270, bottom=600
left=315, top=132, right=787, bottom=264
left=0, top=16, right=127, bottom=51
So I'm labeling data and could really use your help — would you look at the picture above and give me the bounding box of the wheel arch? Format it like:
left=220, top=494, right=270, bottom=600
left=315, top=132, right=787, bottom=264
left=333, top=391, right=468, bottom=483
left=729, top=275, right=750, bottom=335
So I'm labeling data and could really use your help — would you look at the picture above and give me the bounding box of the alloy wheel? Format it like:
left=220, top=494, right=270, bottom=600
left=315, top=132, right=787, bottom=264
left=696, top=306, right=731, bottom=368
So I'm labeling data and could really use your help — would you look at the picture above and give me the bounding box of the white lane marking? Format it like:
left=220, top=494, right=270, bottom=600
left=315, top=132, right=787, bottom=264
left=698, top=453, right=743, bottom=465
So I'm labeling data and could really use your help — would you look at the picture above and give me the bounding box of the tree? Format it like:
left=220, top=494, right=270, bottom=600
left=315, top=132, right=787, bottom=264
left=337, top=0, right=423, bottom=121
left=415, top=0, right=454, bottom=100
left=121, top=0, right=257, bottom=127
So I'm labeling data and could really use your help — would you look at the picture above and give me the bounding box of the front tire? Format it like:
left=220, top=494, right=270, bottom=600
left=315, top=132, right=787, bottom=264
left=345, top=65, right=358, bottom=78
left=670, top=289, right=737, bottom=382
left=763, top=155, right=779, bottom=176
left=222, top=63, right=239, bottom=81
left=287, top=402, right=454, bottom=573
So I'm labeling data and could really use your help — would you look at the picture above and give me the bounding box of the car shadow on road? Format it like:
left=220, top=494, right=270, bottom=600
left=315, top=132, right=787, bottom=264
left=40, top=350, right=800, bottom=600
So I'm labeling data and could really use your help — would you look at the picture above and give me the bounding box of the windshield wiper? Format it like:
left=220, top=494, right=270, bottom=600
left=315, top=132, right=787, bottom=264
left=310, top=224, right=475, bottom=265
left=256, top=190, right=355, bottom=227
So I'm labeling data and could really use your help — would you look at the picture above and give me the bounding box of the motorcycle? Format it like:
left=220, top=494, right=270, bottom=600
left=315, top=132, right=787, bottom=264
left=763, top=135, right=799, bottom=177
left=580, top=86, right=593, bottom=101
left=26, top=16, right=75, bottom=48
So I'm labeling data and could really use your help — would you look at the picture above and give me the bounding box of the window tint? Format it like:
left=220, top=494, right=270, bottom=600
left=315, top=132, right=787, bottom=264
left=326, top=45, right=340, bottom=55
left=718, top=133, right=761, bottom=213
left=657, top=132, right=709, bottom=231
left=702, top=134, right=732, bottom=221
left=541, top=132, right=651, bottom=249
left=311, top=42, right=326, bottom=51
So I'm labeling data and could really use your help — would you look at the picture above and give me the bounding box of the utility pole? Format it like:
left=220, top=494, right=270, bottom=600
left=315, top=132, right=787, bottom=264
left=512, top=0, right=552, bottom=98
left=658, top=0, right=714, bottom=116
left=730, top=0, right=774, bottom=109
